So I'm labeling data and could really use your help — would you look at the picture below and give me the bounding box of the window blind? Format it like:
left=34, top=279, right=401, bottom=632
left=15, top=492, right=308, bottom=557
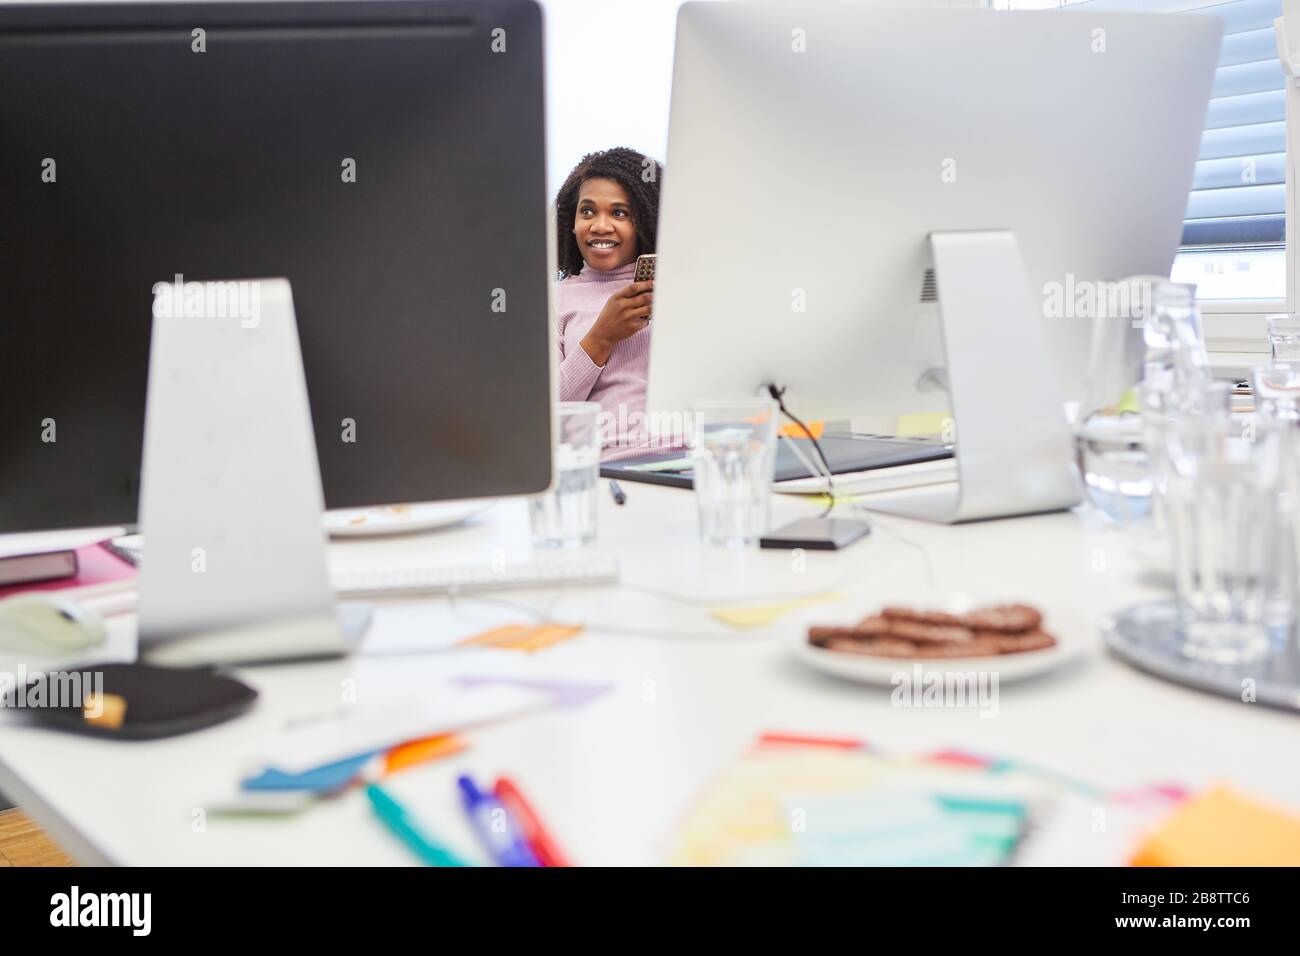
left=1075, top=0, right=1286, bottom=248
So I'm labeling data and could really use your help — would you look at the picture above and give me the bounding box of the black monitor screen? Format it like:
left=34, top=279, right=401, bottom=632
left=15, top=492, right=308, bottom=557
left=0, top=0, right=551, bottom=531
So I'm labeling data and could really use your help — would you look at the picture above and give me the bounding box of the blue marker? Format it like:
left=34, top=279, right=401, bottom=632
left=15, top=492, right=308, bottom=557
left=457, top=774, right=541, bottom=867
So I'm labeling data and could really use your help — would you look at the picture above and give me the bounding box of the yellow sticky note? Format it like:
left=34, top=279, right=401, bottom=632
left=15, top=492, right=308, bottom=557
left=710, top=593, right=842, bottom=629
left=1130, top=786, right=1300, bottom=867
left=1115, top=387, right=1141, bottom=415
left=896, top=412, right=951, bottom=438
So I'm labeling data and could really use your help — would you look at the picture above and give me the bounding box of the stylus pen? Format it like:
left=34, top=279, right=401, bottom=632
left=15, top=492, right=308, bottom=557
left=608, top=480, right=627, bottom=506
left=366, top=783, right=469, bottom=867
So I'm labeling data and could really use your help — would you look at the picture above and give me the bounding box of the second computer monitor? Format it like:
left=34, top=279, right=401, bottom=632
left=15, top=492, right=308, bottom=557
left=647, top=3, right=1221, bottom=433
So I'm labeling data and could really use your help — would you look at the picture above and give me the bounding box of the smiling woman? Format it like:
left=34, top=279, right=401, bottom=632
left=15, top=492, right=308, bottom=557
left=552, top=147, right=664, bottom=460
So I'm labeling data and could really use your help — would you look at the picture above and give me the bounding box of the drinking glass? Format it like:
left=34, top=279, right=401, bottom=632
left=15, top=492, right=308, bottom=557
left=1161, top=382, right=1286, bottom=663
left=691, top=398, right=778, bottom=548
left=1251, top=363, right=1300, bottom=424
left=530, top=401, right=601, bottom=548
left=1266, top=313, right=1300, bottom=365
left=1074, top=415, right=1151, bottom=524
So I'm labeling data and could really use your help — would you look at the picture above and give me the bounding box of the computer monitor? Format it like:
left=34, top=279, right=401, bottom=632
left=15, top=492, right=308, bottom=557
left=0, top=0, right=551, bottom=534
left=648, top=2, right=1221, bottom=436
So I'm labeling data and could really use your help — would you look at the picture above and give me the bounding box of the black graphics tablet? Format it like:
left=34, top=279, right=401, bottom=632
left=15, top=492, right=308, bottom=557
left=601, top=436, right=953, bottom=489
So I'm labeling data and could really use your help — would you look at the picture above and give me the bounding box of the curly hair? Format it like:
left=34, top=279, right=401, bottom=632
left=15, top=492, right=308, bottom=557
left=555, top=147, right=663, bottom=279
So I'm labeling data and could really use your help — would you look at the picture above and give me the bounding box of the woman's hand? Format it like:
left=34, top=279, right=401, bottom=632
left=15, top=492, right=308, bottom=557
left=580, top=280, right=653, bottom=367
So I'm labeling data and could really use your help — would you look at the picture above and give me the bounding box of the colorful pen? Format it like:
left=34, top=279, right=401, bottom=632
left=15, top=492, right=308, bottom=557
left=494, top=776, right=571, bottom=867
left=457, top=774, right=540, bottom=867
left=366, top=783, right=469, bottom=867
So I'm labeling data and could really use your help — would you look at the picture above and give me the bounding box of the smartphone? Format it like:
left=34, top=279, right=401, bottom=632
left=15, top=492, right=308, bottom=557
left=760, top=517, right=871, bottom=551
left=634, top=253, right=657, bottom=283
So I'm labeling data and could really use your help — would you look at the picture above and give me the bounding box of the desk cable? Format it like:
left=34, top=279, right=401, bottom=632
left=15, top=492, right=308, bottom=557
left=765, top=383, right=839, bottom=519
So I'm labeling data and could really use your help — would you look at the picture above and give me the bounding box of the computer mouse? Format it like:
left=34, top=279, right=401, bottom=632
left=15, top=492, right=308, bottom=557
left=0, top=595, right=107, bottom=656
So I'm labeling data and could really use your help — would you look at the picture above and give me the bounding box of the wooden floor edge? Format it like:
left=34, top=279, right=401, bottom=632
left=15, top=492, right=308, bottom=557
left=0, top=808, right=77, bottom=867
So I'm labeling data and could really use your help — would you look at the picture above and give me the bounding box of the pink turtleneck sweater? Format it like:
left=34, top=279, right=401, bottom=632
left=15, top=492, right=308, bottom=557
left=555, top=261, right=657, bottom=461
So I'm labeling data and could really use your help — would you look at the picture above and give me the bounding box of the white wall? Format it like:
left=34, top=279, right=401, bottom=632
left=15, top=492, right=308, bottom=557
left=539, top=0, right=690, bottom=197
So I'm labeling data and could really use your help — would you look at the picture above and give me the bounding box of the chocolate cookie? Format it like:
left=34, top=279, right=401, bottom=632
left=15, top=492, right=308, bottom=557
left=879, top=619, right=975, bottom=644
left=981, top=629, right=1057, bottom=654
left=961, top=604, right=1042, bottom=633
left=840, top=636, right=1006, bottom=658
left=809, top=625, right=865, bottom=647
left=881, top=606, right=966, bottom=627
left=824, top=637, right=919, bottom=657
left=809, top=602, right=1053, bottom=660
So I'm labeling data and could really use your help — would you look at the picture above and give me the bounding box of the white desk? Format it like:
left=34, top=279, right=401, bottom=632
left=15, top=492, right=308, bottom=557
left=1, top=485, right=1296, bottom=866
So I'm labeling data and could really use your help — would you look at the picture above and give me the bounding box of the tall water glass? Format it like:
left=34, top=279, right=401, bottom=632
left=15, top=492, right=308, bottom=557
left=530, top=401, right=601, bottom=548
left=1162, top=382, right=1285, bottom=663
left=691, top=398, right=778, bottom=548
left=1250, top=363, right=1300, bottom=630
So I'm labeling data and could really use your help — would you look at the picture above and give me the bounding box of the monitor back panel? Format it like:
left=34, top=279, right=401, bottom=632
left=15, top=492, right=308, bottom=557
left=0, top=0, right=551, bottom=531
left=648, top=3, right=1220, bottom=430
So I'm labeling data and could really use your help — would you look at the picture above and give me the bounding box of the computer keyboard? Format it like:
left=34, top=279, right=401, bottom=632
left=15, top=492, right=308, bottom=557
left=332, top=555, right=620, bottom=598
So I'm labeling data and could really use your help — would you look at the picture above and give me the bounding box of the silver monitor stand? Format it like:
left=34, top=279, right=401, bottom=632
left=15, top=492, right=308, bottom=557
left=863, top=231, right=1082, bottom=523
left=136, top=278, right=369, bottom=667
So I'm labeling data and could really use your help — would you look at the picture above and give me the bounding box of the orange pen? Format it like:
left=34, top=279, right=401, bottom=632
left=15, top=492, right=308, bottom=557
left=494, top=776, right=571, bottom=867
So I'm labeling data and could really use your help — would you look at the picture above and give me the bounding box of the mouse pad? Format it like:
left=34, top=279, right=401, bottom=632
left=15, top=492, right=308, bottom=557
left=8, top=662, right=257, bottom=740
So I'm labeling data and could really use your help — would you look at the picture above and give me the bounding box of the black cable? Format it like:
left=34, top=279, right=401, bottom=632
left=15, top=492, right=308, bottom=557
left=766, top=383, right=836, bottom=519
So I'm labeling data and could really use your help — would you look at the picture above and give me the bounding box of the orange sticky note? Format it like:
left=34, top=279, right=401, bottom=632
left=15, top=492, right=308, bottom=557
left=512, top=624, right=584, bottom=652
left=458, top=623, right=584, bottom=653
left=385, top=734, right=466, bottom=775
left=1130, top=786, right=1300, bottom=867
left=460, top=624, right=535, bottom=648
left=779, top=420, right=824, bottom=440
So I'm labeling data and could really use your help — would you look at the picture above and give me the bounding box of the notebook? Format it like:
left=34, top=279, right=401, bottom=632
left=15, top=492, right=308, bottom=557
left=0, top=540, right=136, bottom=602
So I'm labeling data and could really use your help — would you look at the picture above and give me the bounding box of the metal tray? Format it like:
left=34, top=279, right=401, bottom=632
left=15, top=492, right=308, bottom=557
left=1102, top=601, right=1300, bottom=713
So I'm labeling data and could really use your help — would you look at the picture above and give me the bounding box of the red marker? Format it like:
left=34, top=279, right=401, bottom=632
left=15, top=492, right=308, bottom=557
left=494, top=776, right=571, bottom=868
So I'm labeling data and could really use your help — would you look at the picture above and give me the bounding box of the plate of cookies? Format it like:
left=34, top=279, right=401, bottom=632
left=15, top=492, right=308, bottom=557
left=793, top=595, right=1083, bottom=684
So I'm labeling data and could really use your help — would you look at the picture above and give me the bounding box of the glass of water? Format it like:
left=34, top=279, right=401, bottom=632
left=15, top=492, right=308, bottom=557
left=530, top=401, right=601, bottom=549
left=1074, top=414, right=1150, bottom=525
left=1161, top=382, right=1286, bottom=663
left=691, top=398, right=778, bottom=548
left=1266, top=313, right=1300, bottom=365
left=1251, top=363, right=1300, bottom=424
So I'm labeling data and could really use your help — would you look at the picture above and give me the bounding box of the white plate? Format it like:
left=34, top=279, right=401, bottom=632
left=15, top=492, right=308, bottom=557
left=322, top=501, right=494, bottom=538
left=788, top=592, right=1087, bottom=686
